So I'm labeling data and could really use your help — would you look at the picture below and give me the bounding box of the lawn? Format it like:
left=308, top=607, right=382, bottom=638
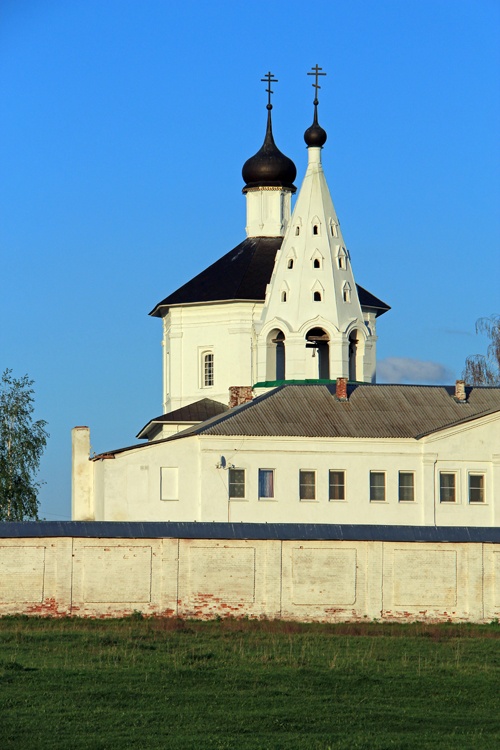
left=1, top=617, right=499, bottom=749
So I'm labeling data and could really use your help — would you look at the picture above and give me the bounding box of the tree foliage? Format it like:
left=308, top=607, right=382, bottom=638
left=463, top=314, right=500, bottom=386
left=0, top=370, right=49, bottom=521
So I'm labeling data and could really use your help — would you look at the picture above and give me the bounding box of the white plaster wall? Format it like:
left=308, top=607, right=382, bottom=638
left=1, top=535, right=499, bottom=622
left=163, top=302, right=262, bottom=412
left=92, top=436, right=201, bottom=522
left=86, top=412, right=499, bottom=526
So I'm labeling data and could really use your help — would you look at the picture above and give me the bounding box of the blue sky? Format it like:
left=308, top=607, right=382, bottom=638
left=1, top=0, right=499, bottom=520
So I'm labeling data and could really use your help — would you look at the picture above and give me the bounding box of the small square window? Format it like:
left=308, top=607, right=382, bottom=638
left=440, top=473, right=456, bottom=502
left=370, top=472, right=385, bottom=502
left=259, top=469, right=274, bottom=499
left=229, top=469, right=245, bottom=500
left=329, top=470, right=345, bottom=500
left=398, top=472, right=415, bottom=502
left=469, top=474, right=485, bottom=503
left=300, top=470, right=316, bottom=500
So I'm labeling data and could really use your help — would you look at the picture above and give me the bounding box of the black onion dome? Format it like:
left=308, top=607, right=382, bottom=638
left=304, top=105, right=327, bottom=147
left=242, top=109, right=297, bottom=193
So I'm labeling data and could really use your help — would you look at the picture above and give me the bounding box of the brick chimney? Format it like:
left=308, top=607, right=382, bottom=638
left=229, top=386, right=253, bottom=408
left=454, top=380, right=467, bottom=403
left=335, top=377, right=348, bottom=401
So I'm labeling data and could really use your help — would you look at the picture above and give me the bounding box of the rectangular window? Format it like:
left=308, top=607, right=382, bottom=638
left=440, top=472, right=456, bottom=502
left=160, top=467, right=178, bottom=501
left=329, top=470, right=345, bottom=500
left=469, top=474, right=485, bottom=503
left=259, top=469, right=274, bottom=499
left=370, top=471, right=386, bottom=502
left=203, top=352, right=214, bottom=387
left=299, top=470, right=316, bottom=500
left=398, top=472, right=415, bottom=502
left=228, top=469, right=245, bottom=499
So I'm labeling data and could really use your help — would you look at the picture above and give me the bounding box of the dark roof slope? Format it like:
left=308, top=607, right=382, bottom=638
left=150, top=237, right=390, bottom=317
left=197, top=383, right=500, bottom=440
left=2, top=521, right=500, bottom=544
left=136, top=398, right=228, bottom=439
left=356, top=284, right=390, bottom=314
left=150, top=237, right=281, bottom=316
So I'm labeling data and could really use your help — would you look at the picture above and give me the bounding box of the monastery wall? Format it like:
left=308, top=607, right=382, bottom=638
left=1, top=524, right=499, bottom=622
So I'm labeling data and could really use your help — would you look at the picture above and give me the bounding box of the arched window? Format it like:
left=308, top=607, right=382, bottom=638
left=202, top=352, right=214, bottom=387
left=313, top=225, right=319, bottom=235
left=281, top=291, right=287, bottom=302
left=337, top=248, right=347, bottom=269
left=330, top=222, right=338, bottom=238
left=295, top=226, right=300, bottom=236
left=313, top=291, right=322, bottom=302
left=343, top=283, right=351, bottom=303
left=313, top=258, right=321, bottom=269
left=287, top=258, right=294, bottom=269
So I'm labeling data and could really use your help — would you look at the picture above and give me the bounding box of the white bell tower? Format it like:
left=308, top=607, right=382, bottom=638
left=256, top=66, right=376, bottom=384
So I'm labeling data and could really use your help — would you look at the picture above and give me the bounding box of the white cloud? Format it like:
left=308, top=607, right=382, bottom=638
left=377, top=358, right=454, bottom=385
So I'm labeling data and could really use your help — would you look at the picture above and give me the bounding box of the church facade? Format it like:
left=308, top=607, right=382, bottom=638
left=72, top=71, right=500, bottom=526
left=149, top=72, right=389, bottom=418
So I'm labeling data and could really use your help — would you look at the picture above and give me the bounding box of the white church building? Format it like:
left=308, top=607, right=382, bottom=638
left=72, top=70, right=500, bottom=527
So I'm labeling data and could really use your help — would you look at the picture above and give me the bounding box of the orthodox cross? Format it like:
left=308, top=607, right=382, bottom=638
left=261, top=71, right=278, bottom=109
left=307, top=64, right=326, bottom=104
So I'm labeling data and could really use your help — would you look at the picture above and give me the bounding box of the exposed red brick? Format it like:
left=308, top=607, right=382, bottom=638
left=335, top=377, right=348, bottom=401
left=228, top=386, right=253, bottom=408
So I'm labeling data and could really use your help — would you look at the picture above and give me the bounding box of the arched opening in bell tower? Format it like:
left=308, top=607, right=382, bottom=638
left=306, top=328, right=330, bottom=379
left=266, top=329, right=286, bottom=381
left=348, top=329, right=364, bottom=381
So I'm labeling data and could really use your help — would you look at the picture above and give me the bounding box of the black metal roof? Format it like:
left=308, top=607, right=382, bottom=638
left=136, top=398, right=228, bottom=439
left=150, top=237, right=390, bottom=317
left=1, top=521, right=499, bottom=543
left=150, top=237, right=281, bottom=316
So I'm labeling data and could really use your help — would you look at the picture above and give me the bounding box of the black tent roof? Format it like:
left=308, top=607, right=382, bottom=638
left=150, top=237, right=390, bottom=317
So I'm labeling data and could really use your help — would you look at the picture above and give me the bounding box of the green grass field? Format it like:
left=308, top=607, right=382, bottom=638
left=1, top=617, right=499, bottom=749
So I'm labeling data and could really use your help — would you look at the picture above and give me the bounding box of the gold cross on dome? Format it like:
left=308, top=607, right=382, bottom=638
left=307, top=64, right=327, bottom=104
left=261, top=71, right=278, bottom=108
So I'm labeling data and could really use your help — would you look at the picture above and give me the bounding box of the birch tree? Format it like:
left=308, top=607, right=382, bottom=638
left=0, top=370, right=48, bottom=520
left=463, top=314, right=500, bottom=386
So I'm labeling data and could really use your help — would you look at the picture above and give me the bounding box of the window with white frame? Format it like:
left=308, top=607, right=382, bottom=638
left=440, top=472, right=456, bottom=502
left=202, top=351, right=214, bottom=387
left=398, top=472, right=415, bottom=502
left=228, top=469, right=245, bottom=500
left=329, top=470, right=345, bottom=500
left=299, top=470, right=316, bottom=500
left=370, top=471, right=386, bottom=501
left=343, top=282, right=351, bottom=303
left=259, top=469, right=274, bottom=499
left=469, top=474, right=485, bottom=503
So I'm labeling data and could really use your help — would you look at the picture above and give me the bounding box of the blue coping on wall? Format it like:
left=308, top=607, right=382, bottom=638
left=0, top=522, right=499, bottom=544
